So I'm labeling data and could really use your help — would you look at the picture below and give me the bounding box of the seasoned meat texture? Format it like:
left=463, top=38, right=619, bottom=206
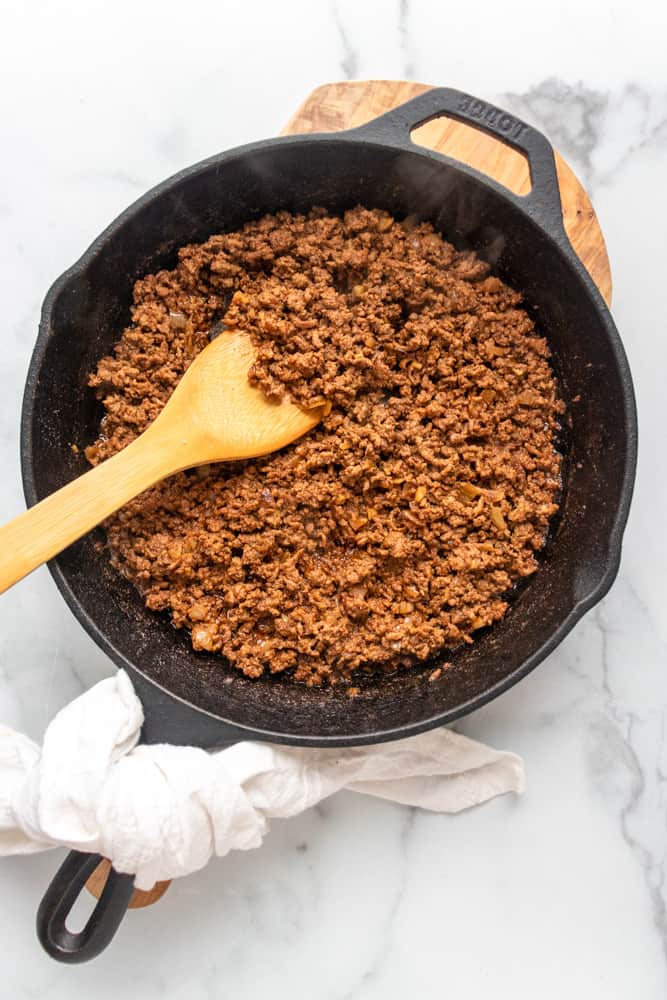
left=87, top=207, right=564, bottom=686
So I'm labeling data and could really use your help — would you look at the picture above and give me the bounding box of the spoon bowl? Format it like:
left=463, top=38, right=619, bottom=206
left=0, top=330, right=322, bottom=593
left=159, top=330, right=322, bottom=464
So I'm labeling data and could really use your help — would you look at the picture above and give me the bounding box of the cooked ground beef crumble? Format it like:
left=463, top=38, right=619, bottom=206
left=86, top=207, right=564, bottom=686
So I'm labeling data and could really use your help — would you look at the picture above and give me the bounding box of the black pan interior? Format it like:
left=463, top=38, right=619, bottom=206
left=22, top=137, right=634, bottom=744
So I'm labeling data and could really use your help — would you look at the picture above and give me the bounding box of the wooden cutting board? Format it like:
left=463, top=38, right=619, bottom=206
left=87, top=78, right=612, bottom=912
left=284, top=80, right=612, bottom=305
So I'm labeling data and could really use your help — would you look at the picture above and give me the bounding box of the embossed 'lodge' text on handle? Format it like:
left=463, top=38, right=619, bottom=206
left=455, top=93, right=529, bottom=141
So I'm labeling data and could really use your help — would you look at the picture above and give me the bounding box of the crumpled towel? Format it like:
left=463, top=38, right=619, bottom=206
left=0, top=670, right=524, bottom=889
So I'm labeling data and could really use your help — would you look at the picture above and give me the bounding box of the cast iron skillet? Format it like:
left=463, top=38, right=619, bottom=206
left=21, top=88, right=637, bottom=962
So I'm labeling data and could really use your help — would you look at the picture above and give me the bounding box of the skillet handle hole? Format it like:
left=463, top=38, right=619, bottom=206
left=410, top=116, right=531, bottom=197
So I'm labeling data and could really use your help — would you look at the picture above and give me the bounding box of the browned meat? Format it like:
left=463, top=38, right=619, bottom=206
left=87, top=207, right=564, bottom=686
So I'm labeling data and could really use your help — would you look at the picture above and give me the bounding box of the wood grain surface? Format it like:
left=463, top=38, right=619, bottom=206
left=86, top=860, right=171, bottom=910
left=283, top=80, right=612, bottom=305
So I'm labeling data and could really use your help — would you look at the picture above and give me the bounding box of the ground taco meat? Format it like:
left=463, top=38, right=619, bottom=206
left=87, top=207, right=564, bottom=686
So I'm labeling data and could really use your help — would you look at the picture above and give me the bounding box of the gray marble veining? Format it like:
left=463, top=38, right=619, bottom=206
left=333, top=2, right=360, bottom=81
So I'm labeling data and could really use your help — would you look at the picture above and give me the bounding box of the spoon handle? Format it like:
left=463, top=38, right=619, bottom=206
left=0, top=425, right=189, bottom=593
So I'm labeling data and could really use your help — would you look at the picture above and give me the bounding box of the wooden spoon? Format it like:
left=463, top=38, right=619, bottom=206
left=0, top=331, right=322, bottom=593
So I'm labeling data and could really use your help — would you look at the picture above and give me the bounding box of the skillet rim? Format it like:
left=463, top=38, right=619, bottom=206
left=20, top=128, right=638, bottom=747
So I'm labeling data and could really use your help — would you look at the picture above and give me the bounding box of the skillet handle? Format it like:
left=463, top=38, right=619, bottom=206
left=352, top=86, right=566, bottom=242
left=36, top=850, right=135, bottom=963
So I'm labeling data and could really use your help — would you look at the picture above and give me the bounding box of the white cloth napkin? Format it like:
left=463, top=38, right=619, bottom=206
left=0, top=671, right=524, bottom=889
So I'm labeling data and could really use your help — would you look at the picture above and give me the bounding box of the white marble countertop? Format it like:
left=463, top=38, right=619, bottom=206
left=1, top=0, right=665, bottom=995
